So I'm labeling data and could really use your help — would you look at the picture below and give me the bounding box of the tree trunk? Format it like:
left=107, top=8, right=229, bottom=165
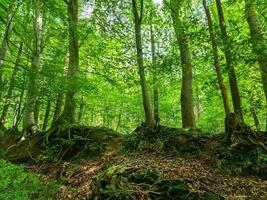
left=51, top=92, right=64, bottom=125
left=13, top=73, right=26, bottom=129
left=170, top=0, right=196, bottom=128
left=215, top=0, right=243, bottom=121
left=0, top=2, right=14, bottom=101
left=0, top=42, right=23, bottom=126
left=23, top=0, right=43, bottom=134
left=203, top=0, right=231, bottom=116
left=34, top=97, right=40, bottom=126
left=60, top=0, right=79, bottom=124
left=132, top=0, right=154, bottom=126
left=250, top=107, right=261, bottom=132
left=116, top=106, right=123, bottom=131
left=150, top=12, right=159, bottom=124
left=77, top=95, right=84, bottom=124
left=42, top=99, right=51, bottom=130
left=245, top=0, right=267, bottom=132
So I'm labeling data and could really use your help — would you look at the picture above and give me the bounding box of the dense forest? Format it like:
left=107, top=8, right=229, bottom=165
left=0, top=0, right=267, bottom=199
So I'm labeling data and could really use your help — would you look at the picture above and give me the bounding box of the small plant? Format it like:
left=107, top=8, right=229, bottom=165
left=258, top=152, right=267, bottom=163
left=0, top=159, right=59, bottom=200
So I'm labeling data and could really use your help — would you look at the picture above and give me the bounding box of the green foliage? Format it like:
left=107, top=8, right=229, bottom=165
left=214, top=144, right=267, bottom=178
left=0, top=159, right=59, bottom=200
left=100, top=186, right=131, bottom=200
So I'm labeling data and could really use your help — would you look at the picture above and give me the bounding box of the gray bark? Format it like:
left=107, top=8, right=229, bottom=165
left=23, top=0, right=43, bottom=134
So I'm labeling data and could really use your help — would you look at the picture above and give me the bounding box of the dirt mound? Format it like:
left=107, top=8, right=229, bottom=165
left=123, top=125, right=226, bottom=155
left=104, top=153, right=267, bottom=199
left=123, top=125, right=267, bottom=179
left=0, top=126, right=122, bottom=163
left=59, top=152, right=267, bottom=199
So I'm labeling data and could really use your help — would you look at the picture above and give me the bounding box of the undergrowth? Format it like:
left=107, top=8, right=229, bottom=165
left=0, top=159, right=59, bottom=200
left=90, top=165, right=223, bottom=200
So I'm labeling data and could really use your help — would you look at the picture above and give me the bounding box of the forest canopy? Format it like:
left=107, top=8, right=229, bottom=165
left=0, top=0, right=266, bottom=134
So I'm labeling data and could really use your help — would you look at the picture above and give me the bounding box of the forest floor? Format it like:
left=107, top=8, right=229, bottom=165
left=1, top=125, right=267, bottom=199
left=57, top=150, right=267, bottom=200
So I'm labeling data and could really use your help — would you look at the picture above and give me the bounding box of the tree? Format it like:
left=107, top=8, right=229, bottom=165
left=150, top=10, right=159, bottom=123
left=60, top=0, right=79, bottom=124
left=0, top=43, right=23, bottom=126
left=203, top=0, right=231, bottom=128
left=0, top=1, right=14, bottom=101
left=245, top=0, right=267, bottom=131
left=169, top=0, right=196, bottom=128
left=23, top=0, right=43, bottom=134
left=132, top=0, right=154, bottom=125
left=215, top=0, right=243, bottom=121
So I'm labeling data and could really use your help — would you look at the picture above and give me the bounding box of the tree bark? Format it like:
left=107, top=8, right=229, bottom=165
left=0, top=2, right=14, bottom=101
left=116, top=106, right=123, bottom=131
left=170, top=0, right=196, bottom=128
left=23, top=0, right=43, bottom=134
left=34, top=97, right=40, bottom=126
left=132, top=0, right=154, bottom=126
left=215, top=0, right=243, bottom=121
left=13, top=72, right=26, bottom=129
left=203, top=0, right=231, bottom=116
left=42, top=99, right=51, bottom=130
left=150, top=12, right=159, bottom=124
left=52, top=92, right=64, bottom=125
left=60, top=0, right=79, bottom=124
left=245, top=0, right=267, bottom=131
left=77, top=95, right=84, bottom=124
left=250, top=106, right=261, bottom=132
left=0, top=42, right=23, bottom=126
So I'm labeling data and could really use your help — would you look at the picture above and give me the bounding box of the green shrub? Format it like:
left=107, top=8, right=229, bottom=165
left=0, top=159, right=59, bottom=200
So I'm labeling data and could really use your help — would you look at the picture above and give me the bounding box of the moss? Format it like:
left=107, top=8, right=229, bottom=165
left=90, top=166, right=223, bottom=200
left=123, top=125, right=214, bottom=156
left=202, top=192, right=222, bottom=200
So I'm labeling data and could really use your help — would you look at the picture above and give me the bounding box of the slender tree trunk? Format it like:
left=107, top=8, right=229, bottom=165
left=150, top=13, right=159, bottom=123
left=195, top=86, right=201, bottom=121
left=170, top=0, right=196, bottom=128
left=116, top=106, right=123, bottom=131
left=102, top=109, right=106, bottom=127
left=42, top=99, right=51, bottom=130
left=215, top=0, right=243, bottom=121
left=34, top=97, right=40, bottom=126
left=132, top=0, right=154, bottom=126
left=203, top=0, right=231, bottom=116
left=60, top=0, right=79, bottom=124
left=51, top=92, right=64, bottom=125
left=23, top=0, right=43, bottom=134
left=245, top=0, right=267, bottom=132
left=0, top=2, right=14, bottom=101
left=13, top=73, right=26, bottom=129
left=77, top=95, right=84, bottom=123
left=0, top=43, right=23, bottom=126
left=250, top=107, right=261, bottom=131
